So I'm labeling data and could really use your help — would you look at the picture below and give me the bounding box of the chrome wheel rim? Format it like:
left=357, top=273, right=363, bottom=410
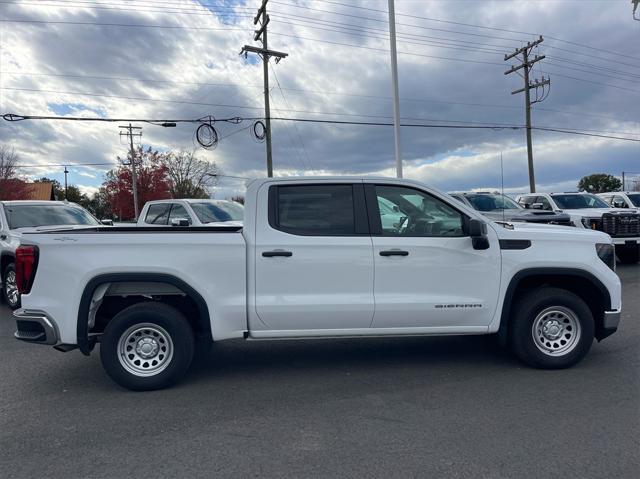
left=117, top=323, right=173, bottom=377
left=5, top=270, right=19, bottom=306
left=532, top=306, right=581, bottom=357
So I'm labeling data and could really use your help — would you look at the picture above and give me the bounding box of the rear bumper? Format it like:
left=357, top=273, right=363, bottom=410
left=13, top=309, right=59, bottom=345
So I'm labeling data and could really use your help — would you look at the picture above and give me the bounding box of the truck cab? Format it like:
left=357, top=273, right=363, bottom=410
left=597, top=192, right=640, bottom=211
left=517, top=192, right=640, bottom=263
left=137, top=199, right=244, bottom=227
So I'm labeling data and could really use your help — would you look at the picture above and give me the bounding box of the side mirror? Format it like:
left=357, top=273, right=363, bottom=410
left=613, top=201, right=626, bottom=208
left=466, top=218, right=490, bottom=250
left=392, top=205, right=400, bottom=213
left=100, top=219, right=113, bottom=226
left=531, top=202, right=544, bottom=210
left=171, top=218, right=190, bottom=227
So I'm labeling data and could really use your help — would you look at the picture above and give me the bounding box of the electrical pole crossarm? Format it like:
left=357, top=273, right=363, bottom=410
left=504, top=55, right=546, bottom=75
left=240, top=45, right=287, bottom=59
left=504, top=35, right=544, bottom=60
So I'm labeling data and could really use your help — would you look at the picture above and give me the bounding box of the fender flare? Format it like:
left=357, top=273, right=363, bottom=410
left=497, top=267, right=612, bottom=345
left=77, top=273, right=211, bottom=355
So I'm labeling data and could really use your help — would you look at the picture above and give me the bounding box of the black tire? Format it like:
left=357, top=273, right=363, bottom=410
left=2, top=263, right=21, bottom=310
left=616, top=245, right=639, bottom=264
left=100, top=302, right=195, bottom=391
left=509, top=287, right=594, bottom=369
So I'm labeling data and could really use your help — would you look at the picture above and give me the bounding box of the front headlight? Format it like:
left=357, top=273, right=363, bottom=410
left=596, top=243, right=616, bottom=271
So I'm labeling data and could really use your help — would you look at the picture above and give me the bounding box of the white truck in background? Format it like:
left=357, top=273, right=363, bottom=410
left=516, top=192, right=640, bottom=263
left=137, top=199, right=243, bottom=227
left=1, top=200, right=104, bottom=309
left=14, top=177, right=621, bottom=391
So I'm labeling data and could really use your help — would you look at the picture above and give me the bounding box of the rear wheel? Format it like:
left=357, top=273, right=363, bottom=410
left=3, top=263, right=20, bottom=310
left=100, top=302, right=195, bottom=391
left=616, top=245, right=639, bottom=264
left=509, top=287, right=594, bottom=369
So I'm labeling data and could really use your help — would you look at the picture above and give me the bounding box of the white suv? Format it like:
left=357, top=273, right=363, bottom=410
left=597, top=192, right=640, bottom=212
left=516, top=192, right=640, bottom=263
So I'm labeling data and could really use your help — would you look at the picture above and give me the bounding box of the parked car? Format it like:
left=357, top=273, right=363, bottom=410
left=137, top=199, right=244, bottom=227
left=13, top=177, right=621, bottom=391
left=517, top=192, right=640, bottom=264
left=450, top=191, right=573, bottom=226
left=1, top=201, right=103, bottom=309
left=597, top=191, right=640, bottom=211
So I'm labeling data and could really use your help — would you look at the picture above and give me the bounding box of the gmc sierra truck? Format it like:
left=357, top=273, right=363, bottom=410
left=13, top=178, right=622, bottom=391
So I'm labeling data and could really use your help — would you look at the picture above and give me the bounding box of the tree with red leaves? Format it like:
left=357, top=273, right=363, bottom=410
left=0, top=146, right=29, bottom=200
left=104, top=146, right=171, bottom=221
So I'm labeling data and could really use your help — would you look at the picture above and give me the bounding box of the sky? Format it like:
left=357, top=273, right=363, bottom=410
left=0, top=0, right=639, bottom=199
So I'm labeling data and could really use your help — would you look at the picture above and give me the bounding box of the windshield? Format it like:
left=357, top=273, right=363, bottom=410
left=465, top=194, right=520, bottom=212
left=191, top=201, right=244, bottom=223
left=627, top=194, right=640, bottom=207
left=552, top=194, right=609, bottom=209
left=5, top=204, right=99, bottom=229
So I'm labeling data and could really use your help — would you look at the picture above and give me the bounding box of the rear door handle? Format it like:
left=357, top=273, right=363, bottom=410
left=379, top=249, right=409, bottom=257
left=262, top=250, right=293, bottom=257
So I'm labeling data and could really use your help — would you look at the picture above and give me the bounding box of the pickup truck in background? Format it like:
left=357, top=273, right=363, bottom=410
left=449, top=191, right=573, bottom=226
left=1, top=200, right=105, bottom=309
left=137, top=199, right=244, bottom=227
left=597, top=191, right=640, bottom=211
left=517, top=192, right=640, bottom=264
left=14, top=178, right=621, bottom=390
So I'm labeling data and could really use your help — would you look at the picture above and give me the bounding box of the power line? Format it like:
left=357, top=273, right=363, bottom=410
left=4, top=71, right=636, bottom=124
left=0, top=18, right=253, bottom=31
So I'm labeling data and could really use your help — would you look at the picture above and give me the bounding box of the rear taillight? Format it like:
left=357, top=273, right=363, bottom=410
left=15, top=245, right=39, bottom=294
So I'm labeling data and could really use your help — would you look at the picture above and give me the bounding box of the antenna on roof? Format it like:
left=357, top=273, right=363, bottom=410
left=500, top=151, right=506, bottom=223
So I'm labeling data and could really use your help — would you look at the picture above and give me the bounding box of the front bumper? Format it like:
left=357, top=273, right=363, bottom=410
left=13, top=309, right=59, bottom=345
left=611, top=237, right=639, bottom=247
left=598, top=310, right=621, bottom=341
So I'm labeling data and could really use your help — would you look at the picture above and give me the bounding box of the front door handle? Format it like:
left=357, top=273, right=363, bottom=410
left=262, top=250, right=293, bottom=257
left=379, top=249, right=409, bottom=257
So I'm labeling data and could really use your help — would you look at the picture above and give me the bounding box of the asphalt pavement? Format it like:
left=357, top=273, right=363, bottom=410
left=1, top=265, right=638, bottom=478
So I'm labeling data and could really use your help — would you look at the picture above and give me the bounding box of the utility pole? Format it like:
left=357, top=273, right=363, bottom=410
left=505, top=36, right=550, bottom=193
left=387, top=0, right=402, bottom=178
left=241, top=0, right=288, bottom=177
left=119, top=123, right=142, bottom=220
left=622, top=171, right=626, bottom=191
left=63, top=165, right=69, bottom=200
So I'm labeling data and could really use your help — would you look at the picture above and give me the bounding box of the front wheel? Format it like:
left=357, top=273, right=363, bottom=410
left=509, top=287, right=594, bottom=369
left=3, top=263, right=20, bottom=310
left=100, top=302, right=195, bottom=391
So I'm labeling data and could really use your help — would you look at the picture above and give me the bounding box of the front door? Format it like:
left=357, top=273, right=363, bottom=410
left=367, top=184, right=501, bottom=330
left=253, top=183, right=375, bottom=332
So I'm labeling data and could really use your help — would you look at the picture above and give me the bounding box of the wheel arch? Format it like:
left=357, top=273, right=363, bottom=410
left=77, top=273, right=211, bottom=355
left=498, top=268, right=612, bottom=345
left=1, top=252, right=15, bottom=279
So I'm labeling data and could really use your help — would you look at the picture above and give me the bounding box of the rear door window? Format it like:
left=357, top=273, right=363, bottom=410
left=145, top=203, right=171, bottom=225
left=271, top=184, right=357, bottom=236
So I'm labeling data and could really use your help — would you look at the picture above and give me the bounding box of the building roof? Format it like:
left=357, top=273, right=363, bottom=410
left=24, top=182, right=55, bottom=200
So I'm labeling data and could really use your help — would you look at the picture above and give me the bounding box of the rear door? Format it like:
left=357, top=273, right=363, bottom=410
left=366, top=183, right=501, bottom=330
left=253, top=182, right=375, bottom=331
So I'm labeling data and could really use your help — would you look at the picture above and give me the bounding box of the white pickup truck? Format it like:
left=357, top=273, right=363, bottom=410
left=13, top=177, right=622, bottom=391
left=137, top=199, right=244, bottom=227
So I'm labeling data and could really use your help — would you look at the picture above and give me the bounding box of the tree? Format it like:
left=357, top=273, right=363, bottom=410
left=160, top=150, right=220, bottom=199
left=0, top=146, right=29, bottom=200
left=230, top=195, right=245, bottom=205
left=104, top=146, right=171, bottom=220
left=577, top=174, right=622, bottom=194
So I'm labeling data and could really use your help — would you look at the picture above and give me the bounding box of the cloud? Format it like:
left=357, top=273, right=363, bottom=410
left=0, top=0, right=638, bottom=197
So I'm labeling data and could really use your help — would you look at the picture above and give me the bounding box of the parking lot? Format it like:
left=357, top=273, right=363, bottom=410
left=0, top=265, right=637, bottom=478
